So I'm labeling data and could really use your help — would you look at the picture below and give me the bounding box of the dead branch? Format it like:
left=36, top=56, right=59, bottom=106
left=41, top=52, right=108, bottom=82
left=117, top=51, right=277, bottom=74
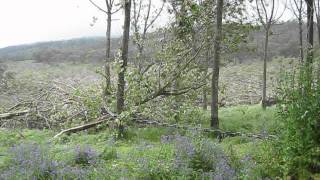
left=53, top=115, right=111, bottom=139
left=0, top=110, right=29, bottom=119
left=52, top=107, right=117, bottom=139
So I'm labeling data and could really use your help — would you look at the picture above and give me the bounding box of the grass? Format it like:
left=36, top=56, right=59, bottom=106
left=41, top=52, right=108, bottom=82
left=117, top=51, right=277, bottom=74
left=0, top=105, right=278, bottom=179
left=220, top=105, right=277, bottom=133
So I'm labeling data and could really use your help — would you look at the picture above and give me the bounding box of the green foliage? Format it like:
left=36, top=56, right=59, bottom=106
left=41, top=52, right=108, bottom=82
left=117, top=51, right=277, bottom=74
left=100, top=146, right=117, bottom=161
left=251, top=141, right=285, bottom=178
left=277, top=63, right=320, bottom=177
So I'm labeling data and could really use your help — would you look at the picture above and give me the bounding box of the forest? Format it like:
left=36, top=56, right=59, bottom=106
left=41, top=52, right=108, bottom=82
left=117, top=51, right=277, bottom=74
left=0, top=0, right=320, bottom=179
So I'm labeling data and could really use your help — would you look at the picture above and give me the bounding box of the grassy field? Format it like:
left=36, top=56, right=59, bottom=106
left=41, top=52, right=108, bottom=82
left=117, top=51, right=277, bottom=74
left=0, top=105, right=279, bottom=179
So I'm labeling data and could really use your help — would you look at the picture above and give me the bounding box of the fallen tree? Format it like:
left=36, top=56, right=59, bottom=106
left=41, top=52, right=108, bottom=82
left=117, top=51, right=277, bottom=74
left=0, top=110, right=29, bottom=119
left=52, top=108, right=117, bottom=139
left=53, top=116, right=110, bottom=139
left=51, top=111, right=277, bottom=141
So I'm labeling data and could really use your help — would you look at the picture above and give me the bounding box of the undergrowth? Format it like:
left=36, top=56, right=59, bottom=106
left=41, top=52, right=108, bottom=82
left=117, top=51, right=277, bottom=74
left=0, top=105, right=283, bottom=179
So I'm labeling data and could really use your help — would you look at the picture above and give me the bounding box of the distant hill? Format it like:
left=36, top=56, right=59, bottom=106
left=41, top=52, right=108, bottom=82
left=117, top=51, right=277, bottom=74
left=0, top=37, right=121, bottom=63
left=0, top=21, right=312, bottom=64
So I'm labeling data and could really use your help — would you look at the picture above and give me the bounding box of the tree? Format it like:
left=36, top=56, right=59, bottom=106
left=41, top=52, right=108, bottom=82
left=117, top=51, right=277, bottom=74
left=288, top=0, right=305, bottom=62
left=306, top=0, right=314, bottom=67
left=131, top=0, right=165, bottom=74
left=89, top=0, right=121, bottom=98
left=211, top=0, right=223, bottom=129
left=117, top=0, right=131, bottom=114
left=255, top=0, right=285, bottom=109
left=314, top=0, right=320, bottom=45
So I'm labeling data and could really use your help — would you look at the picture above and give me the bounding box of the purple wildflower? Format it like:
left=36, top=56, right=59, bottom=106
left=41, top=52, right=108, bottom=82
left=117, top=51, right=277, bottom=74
left=74, top=145, right=98, bottom=166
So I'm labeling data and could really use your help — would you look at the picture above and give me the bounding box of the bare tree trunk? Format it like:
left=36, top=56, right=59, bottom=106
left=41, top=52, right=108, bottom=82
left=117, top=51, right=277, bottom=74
left=105, top=11, right=112, bottom=97
left=299, top=17, right=304, bottom=63
left=306, top=0, right=314, bottom=64
left=262, top=29, right=269, bottom=109
left=117, top=0, right=131, bottom=114
left=211, top=0, right=223, bottom=129
left=288, top=0, right=304, bottom=62
left=317, top=17, right=320, bottom=46
left=305, top=0, right=314, bottom=89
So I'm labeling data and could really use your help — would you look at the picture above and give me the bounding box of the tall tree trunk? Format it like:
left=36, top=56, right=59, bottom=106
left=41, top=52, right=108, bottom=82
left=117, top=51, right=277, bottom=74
left=105, top=11, right=112, bottom=97
left=305, top=0, right=314, bottom=89
left=117, top=0, right=131, bottom=114
left=299, top=17, right=304, bottom=63
left=306, top=0, right=314, bottom=66
left=262, top=29, right=269, bottom=109
left=317, top=17, right=320, bottom=46
left=211, top=0, right=223, bottom=129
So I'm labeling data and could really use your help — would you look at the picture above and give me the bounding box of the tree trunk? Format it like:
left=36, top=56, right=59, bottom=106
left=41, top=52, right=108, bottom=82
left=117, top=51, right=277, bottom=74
left=105, top=11, right=112, bottom=97
left=305, top=0, right=314, bottom=90
left=299, top=16, right=304, bottom=63
left=211, top=0, right=223, bottom=129
left=116, top=0, right=131, bottom=114
left=262, top=29, right=269, bottom=109
left=306, top=0, right=314, bottom=66
left=317, top=17, right=320, bottom=46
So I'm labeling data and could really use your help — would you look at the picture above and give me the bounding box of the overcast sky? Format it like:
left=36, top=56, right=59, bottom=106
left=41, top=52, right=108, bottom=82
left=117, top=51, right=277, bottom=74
left=0, top=0, right=292, bottom=49
left=0, top=0, right=168, bottom=48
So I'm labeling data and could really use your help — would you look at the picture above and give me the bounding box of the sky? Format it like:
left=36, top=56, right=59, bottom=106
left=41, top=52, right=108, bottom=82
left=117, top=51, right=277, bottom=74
left=0, top=0, right=292, bottom=49
left=0, top=0, right=168, bottom=48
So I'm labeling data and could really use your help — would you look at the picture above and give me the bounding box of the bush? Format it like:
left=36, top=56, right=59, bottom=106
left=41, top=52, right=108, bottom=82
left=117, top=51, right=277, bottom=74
left=277, top=64, right=320, bottom=177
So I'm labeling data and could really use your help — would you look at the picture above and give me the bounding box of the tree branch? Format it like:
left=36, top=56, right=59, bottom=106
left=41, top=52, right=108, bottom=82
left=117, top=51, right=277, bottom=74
left=89, top=0, right=108, bottom=14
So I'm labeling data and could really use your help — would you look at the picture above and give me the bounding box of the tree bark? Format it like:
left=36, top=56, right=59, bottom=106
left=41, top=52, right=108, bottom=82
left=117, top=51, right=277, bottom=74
left=306, top=0, right=314, bottom=66
left=211, top=0, right=223, bottom=129
left=305, top=0, right=314, bottom=90
left=105, top=11, right=112, bottom=97
left=117, top=0, right=131, bottom=114
left=262, top=29, right=269, bottom=109
left=317, top=17, right=320, bottom=46
left=299, top=17, right=304, bottom=63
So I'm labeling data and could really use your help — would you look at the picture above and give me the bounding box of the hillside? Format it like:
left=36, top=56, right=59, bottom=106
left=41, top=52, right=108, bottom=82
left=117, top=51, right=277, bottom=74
left=0, top=21, right=310, bottom=64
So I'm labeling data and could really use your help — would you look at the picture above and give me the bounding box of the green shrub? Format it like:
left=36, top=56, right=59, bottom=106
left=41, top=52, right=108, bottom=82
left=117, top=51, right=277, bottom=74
left=277, top=64, right=320, bottom=178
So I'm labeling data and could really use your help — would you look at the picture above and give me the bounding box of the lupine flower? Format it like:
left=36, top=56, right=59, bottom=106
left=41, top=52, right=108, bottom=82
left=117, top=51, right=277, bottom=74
left=214, top=156, right=236, bottom=180
left=3, top=143, right=60, bottom=179
left=74, top=145, right=98, bottom=166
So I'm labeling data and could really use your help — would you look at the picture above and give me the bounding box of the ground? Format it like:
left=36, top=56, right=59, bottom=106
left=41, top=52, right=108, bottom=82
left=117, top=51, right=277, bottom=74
left=1, top=59, right=315, bottom=179
left=0, top=105, right=279, bottom=179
